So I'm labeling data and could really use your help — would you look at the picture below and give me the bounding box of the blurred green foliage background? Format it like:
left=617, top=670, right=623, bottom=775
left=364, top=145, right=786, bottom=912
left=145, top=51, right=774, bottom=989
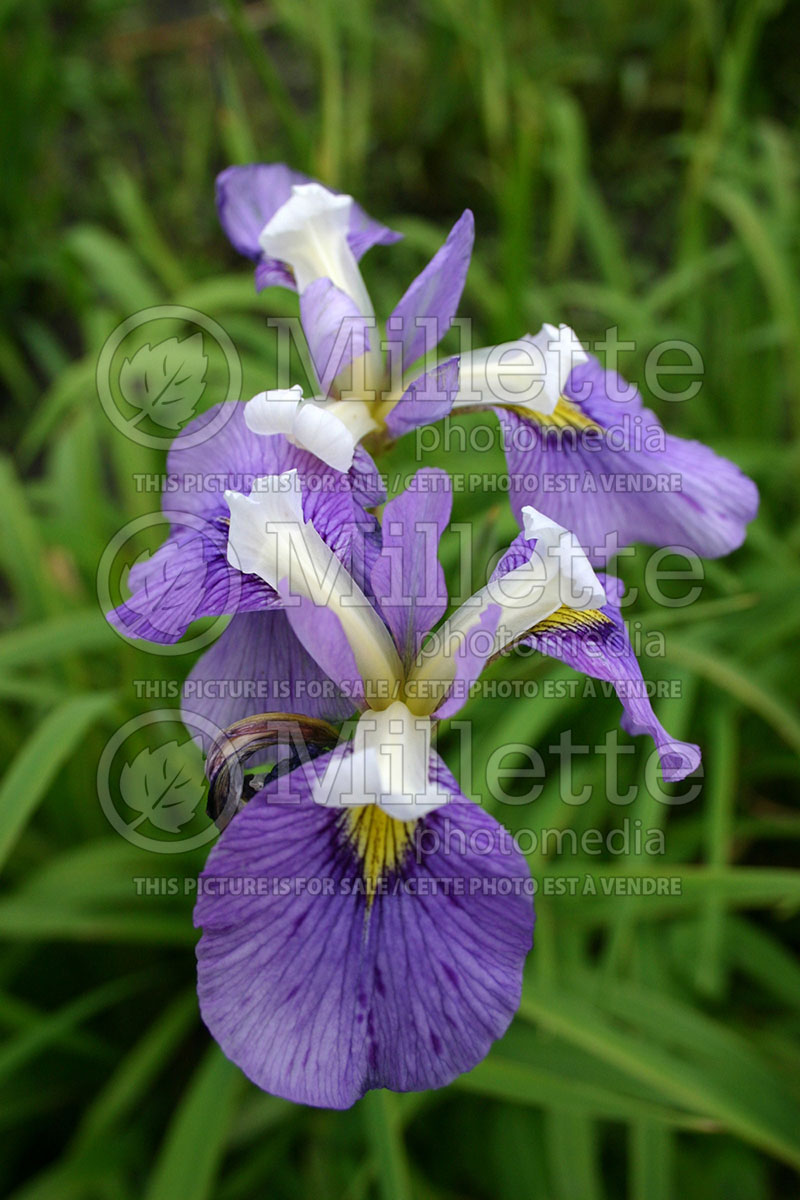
left=2, top=0, right=800, bottom=1196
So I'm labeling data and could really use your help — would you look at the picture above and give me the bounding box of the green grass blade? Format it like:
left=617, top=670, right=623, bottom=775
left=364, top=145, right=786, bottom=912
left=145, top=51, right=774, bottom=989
left=0, top=692, right=116, bottom=871
left=143, top=1046, right=242, bottom=1200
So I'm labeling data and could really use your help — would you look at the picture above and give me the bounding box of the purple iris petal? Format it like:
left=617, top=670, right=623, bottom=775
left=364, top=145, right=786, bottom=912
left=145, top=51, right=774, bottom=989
left=181, top=611, right=356, bottom=749
left=280, top=596, right=367, bottom=708
left=514, top=571, right=701, bottom=782
left=107, top=404, right=384, bottom=644
left=370, top=468, right=452, bottom=663
left=384, top=356, right=460, bottom=439
left=216, top=164, right=307, bottom=279
left=348, top=444, right=386, bottom=510
left=386, top=210, right=474, bottom=376
left=434, top=605, right=503, bottom=720
left=108, top=521, right=278, bottom=644
left=491, top=528, right=537, bottom=577
left=160, top=402, right=379, bottom=543
left=194, top=751, right=533, bottom=1107
left=345, top=201, right=403, bottom=260
left=496, top=355, right=759, bottom=563
left=300, top=278, right=371, bottom=397
left=216, top=164, right=401, bottom=292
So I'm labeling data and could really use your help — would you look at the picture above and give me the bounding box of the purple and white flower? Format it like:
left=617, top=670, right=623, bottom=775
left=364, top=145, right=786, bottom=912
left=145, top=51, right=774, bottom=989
left=192, top=468, right=699, bottom=1107
left=219, top=162, right=757, bottom=560
left=216, top=163, right=402, bottom=293
left=220, top=167, right=585, bottom=482
left=105, top=401, right=383, bottom=648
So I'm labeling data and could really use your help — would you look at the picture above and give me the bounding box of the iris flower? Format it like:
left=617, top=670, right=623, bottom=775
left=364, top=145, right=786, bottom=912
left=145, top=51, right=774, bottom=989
left=216, top=164, right=584, bottom=471
left=192, top=467, right=699, bottom=1106
left=97, top=164, right=750, bottom=1113
left=218, top=163, right=757, bottom=561
left=105, top=403, right=383, bottom=750
left=106, top=402, right=382, bottom=646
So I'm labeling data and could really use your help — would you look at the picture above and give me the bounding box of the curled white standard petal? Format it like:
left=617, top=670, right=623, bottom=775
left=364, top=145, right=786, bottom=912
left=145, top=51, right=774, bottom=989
left=452, top=323, right=587, bottom=415
left=407, top=506, right=605, bottom=704
left=312, top=701, right=448, bottom=819
left=225, top=470, right=402, bottom=695
left=521, top=506, right=606, bottom=611
left=292, top=403, right=358, bottom=472
left=244, top=386, right=303, bottom=438
left=244, top=388, right=373, bottom=472
left=258, top=182, right=374, bottom=317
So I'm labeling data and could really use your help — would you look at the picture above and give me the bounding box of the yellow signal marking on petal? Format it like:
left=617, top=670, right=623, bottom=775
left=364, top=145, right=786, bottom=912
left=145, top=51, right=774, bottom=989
left=342, top=806, right=416, bottom=906
left=530, top=606, right=613, bottom=637
left=513, top=395, right=601, bottom=431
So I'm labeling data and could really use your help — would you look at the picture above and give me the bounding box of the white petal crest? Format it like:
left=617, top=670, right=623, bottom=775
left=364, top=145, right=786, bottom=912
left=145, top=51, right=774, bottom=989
left=244, top=386, right=303, bottom=438
left=407, top=506, right=605, bottom=707
left=452, top=323, right=587, bottom=414
left=225, top=470, right=402, bottom=694
left=244, top=386, right=367, bottom=472
left=258, top=182, right=374, bottom=316
left=312, top=702, right=448, bottom=819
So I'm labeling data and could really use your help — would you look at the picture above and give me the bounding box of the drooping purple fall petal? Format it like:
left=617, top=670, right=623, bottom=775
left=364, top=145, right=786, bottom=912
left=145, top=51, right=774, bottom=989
left=496, top=553, right=702, bottom=781
left=194, top=751, right=533, bottom=1108
left=497, top=355, right=759, bottom=563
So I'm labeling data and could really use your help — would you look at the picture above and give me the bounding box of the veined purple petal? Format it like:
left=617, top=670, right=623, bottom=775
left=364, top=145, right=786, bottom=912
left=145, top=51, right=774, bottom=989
left=433, top=604, right=502, bottom=721
left=181, top=611, right=355, bottom=749
left=161, top=402, right=379, bottom=540
left=370, top=469, right=452, bottom=663
left=386, top=210, right=474, bottom=376
left=107, top=520, right=278, bottom=644
left=216, top=164, right=309, bottom=261
left=497, top=355, right=759, bottom=563
left=518, top=573, right=701, bottom=782
left=281, top=596, right=368, bottom=709
left=300, top=278, right=371, bottom=397
left=491, top=528, right=538, bottom=578
left=384, top=356, right=459, bottom=439
left=106, top=404, right=384, bottom=644
left=216, top=164, right=401, bottom=291
left=194, top=751, right=533, bottom=1107
left=349, top=444, right=386, bottom=510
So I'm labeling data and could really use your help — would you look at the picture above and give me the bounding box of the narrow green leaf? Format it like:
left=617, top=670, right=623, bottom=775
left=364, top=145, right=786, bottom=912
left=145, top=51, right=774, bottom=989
left=0, top=692, right=115, bottom=871
left=0, top=456, right=60, bottom=618
left=72, top=991, right=197, bottom=1152
left=630, top=1122, right=673, bottom=1200
left=668, top=640, right=800, bottom=758
left=360, top=1089, right=413, bottom=1200
left=0, top=974, right=148, bottom=1083
left=544, top=1111, right=603, bottom=1200
left=695, top=704, right=737, bottom=996
left=518, top=985, right=800, bottom=1169
left=0, top=611, right=116, bottom=669
left=143, top=1045, right=241, bottom=1200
